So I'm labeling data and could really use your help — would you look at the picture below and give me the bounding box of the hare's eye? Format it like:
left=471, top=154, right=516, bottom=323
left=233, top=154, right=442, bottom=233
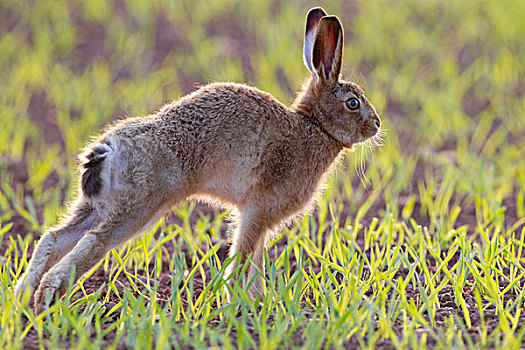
left=345, top=98, right=360, bottom=111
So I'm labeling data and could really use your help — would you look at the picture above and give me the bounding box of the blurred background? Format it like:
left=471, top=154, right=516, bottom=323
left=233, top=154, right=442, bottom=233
left=0, top=0, right=524, bottom=238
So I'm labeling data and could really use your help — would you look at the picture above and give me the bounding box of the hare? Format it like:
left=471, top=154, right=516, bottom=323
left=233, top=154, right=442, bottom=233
left=14, top=7, right=381, bottom=313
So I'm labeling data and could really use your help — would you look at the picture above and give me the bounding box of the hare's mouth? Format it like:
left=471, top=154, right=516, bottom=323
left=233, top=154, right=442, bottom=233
left=358, top=124, right=384, bottom=147
left=364, top=127, right=385, bottom=147
left=360, top=125, right=380, bottom=140
left=360, top=115, right=382, bottom=142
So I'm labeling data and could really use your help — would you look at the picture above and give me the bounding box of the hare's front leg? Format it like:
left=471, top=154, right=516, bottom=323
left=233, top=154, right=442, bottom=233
left=226, top=206, right=273, bottom=297
left=15, top=200, right=99, bottom=302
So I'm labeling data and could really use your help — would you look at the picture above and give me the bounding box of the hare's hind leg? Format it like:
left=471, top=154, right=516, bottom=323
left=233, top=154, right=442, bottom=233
left=33, top=218, right=120, bottom=313
left=14, top=199, right=99, bottom=302
left=33, top=200, right=169, bottom=314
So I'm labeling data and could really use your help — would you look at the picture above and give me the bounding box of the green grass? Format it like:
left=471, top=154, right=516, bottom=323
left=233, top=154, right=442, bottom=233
left=1, top=0, right=524, bottom=348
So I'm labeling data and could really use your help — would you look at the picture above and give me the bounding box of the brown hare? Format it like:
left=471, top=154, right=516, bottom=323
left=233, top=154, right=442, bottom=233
left=14, top=7, right=381, bottom=313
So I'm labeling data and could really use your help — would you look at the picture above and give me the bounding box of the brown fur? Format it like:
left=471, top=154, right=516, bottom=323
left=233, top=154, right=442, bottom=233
left=14, top=8, right=382, bottom=312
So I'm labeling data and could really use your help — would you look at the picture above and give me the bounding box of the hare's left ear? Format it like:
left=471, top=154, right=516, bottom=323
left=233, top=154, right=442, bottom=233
left=303, top=7, right=328, bottom=74
left=312, top=16, right=343, bottom=82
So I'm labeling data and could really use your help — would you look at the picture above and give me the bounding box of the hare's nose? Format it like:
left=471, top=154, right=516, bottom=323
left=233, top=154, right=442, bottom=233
left=375, top=119, right=381, bottom=128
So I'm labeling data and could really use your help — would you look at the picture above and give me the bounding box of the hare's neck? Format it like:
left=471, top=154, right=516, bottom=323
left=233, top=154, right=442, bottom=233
left=301, top=112, right=343, bottom=150
left=298, top=121, right=344, bottom=177
left=292, top=100, right=345, bottom=155
left=291, top=90, right=344, bottom=151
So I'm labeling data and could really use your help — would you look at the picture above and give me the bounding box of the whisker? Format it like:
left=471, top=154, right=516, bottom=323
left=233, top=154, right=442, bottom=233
left=354, top=126, right=386, bottom=190
left=359, top=145, right=371, bottom=190
left=354, top=146, right=363, bottom=179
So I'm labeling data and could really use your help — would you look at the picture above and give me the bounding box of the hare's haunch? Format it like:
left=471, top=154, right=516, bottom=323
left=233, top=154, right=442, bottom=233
left=15, top=7, right=382, bottom=313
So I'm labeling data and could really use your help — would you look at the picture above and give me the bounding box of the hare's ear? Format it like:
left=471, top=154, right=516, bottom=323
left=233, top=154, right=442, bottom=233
left=303, top=7, right=327, bottom=73
left=312, top=16, right=343, bottom=82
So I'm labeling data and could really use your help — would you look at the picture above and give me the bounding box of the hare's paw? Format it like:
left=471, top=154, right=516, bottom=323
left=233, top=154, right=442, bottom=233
left=33, top=269, right=69, bottom=314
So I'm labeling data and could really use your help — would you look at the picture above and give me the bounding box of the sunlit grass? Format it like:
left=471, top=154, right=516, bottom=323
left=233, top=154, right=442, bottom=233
left=1, top=0, right=524, bottom=348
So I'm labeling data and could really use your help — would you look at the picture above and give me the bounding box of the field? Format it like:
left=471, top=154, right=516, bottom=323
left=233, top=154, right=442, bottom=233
left=1, top=0, right=524, bottom=348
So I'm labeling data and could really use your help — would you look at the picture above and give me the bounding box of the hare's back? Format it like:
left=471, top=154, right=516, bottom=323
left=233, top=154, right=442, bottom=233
left=158, top=83, right=296, bottom=163
left=171, top=83, right=292, bottom=129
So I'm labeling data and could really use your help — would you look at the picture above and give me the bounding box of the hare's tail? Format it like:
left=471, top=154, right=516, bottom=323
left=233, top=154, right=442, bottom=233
left=81, top=140, right=113, bottom=198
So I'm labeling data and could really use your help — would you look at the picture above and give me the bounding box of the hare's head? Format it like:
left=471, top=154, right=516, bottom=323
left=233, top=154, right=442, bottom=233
left=294, top=7, right=381, bottom=148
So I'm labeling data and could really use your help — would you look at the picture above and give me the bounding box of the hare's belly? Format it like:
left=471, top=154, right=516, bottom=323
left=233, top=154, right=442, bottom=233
left=198, top=166, right=256, bottom=204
